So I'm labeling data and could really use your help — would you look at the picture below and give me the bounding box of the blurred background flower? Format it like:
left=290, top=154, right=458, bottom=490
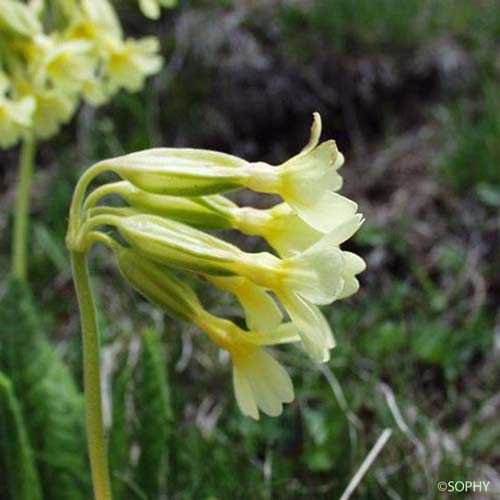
left=0, top=0, right=168, bottom=284
left=0, top=0, right=165, bottom=145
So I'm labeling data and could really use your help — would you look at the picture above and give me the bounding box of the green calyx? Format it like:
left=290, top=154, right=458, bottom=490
left=114, top=246, right=203, bottom=322
left=83, top=181, right=235, bottom=230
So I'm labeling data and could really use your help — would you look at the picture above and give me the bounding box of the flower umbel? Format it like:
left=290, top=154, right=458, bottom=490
left=67, top=112, right=365, bottom=419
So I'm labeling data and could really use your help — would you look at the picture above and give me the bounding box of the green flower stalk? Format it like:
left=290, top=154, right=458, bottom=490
left=66, top=113, right=364, bottom=498
left=11, top=135, right=35, bottom=281
left=70, top=250, right=112, bottom=500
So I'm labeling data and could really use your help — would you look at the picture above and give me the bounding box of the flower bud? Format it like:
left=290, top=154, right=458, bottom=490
left=114, top=246, right=203, bottom=322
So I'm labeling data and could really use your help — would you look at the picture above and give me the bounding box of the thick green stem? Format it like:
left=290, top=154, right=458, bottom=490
left=12, top=136, right=35, bottom=281
left=71, top=251, right=112, bottom=500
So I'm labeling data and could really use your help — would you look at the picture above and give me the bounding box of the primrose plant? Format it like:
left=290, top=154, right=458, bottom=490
left=1, top=0, right=170, bottom=282
left=66, top=113, right=365, bottom=500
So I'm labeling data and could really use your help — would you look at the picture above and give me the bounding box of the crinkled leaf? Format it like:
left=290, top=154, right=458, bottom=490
left=134, top=329, right=173, bottom=499
left=0, top=280, right=91, bottom=500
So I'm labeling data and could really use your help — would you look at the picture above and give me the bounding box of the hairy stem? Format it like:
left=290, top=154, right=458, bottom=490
left=82, top=182, right=126, bottom=214
left=12, top=136, right=35, bottom=281
left=71, top=251, right=112, bottom=500
left=67, top=162, right=110, bottom=250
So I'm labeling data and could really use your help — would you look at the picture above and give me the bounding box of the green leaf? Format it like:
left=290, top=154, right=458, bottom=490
left=0, top=371, right=43, bottom=500
left=0, top=280, right=91, bottom=500
left=134, top=328, right=173, bottom=499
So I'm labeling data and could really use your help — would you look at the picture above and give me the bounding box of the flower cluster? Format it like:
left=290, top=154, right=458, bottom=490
left=68, top=113, right=365, bottom=419
left=0, top=0, right=168, bottom=149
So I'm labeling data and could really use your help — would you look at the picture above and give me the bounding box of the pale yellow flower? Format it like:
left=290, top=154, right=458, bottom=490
left=194, top=313, right=297, bottom=420
left=232, top=202, right=325, bottom=257
left=0, top=0, right=164, bottom=147
left=26, top=34, right=94, bottom=94
left=139, top=0, right=176, bottom=20
left=76, top=112, right=365, bottom=364
left=98, top=211, right=363, bottom=361
left=85, top=180, right=332, bottom=257
left=0, top=94, right=35, bottom=148
left=100, top=114, right=356, bottom=232
left=115, top=246, right=297, bottom=419
left=69, top=0, right=122, bottom=40
left=30, top=86, right=77, bottom=140
left=207, top=276, right=284, bottom=334
left=0, top=0, right=41, bottom=38
left=245, top=114, right=353, bottom=232
left=103, top=37, right=163, bottom=93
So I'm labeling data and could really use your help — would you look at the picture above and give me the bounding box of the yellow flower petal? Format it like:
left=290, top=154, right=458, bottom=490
left=287, top=190, right=358, bottom=233
left=279, top=291, right=332, bottom=362
left=232, top=346, right=294, bottom=419
left=283, top=232, right=345, bottom=305
left=233, top=363, right=259, bottom=420
left=139, top=0, right=161, bottom=19
left=208, top=276, right=283, bottom=334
